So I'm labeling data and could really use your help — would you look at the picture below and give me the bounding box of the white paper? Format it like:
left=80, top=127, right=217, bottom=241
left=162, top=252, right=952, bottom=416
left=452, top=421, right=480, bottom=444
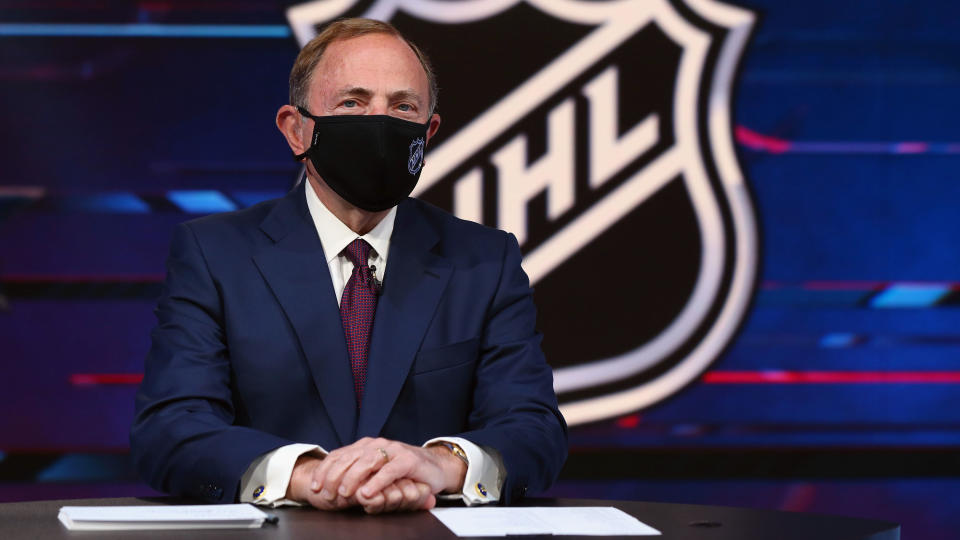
left=58, top=504, right=269, bottom=531
left=430, top=507, right=661, bottom=536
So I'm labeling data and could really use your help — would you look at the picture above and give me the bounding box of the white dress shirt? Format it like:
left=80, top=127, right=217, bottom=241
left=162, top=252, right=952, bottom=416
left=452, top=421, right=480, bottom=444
left=238, top=180, right=503, bottom=507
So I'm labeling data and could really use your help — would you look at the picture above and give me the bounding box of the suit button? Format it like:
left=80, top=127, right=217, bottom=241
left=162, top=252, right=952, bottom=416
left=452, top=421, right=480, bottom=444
left=199, top=483, right=222, bottom=500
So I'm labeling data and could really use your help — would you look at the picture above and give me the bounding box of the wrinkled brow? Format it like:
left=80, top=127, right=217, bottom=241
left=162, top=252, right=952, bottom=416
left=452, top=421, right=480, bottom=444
left=335, top=86, right=374, bottom=100
left=387, top=88, right=423, bottom=105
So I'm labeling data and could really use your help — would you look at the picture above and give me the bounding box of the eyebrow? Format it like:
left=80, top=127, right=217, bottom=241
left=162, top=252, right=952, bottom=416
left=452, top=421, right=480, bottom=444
left=335, top=86, right=374, bottom=101
left=387, top=88, right=423, bottom=106
left=334, top=86, right=423, bottom=106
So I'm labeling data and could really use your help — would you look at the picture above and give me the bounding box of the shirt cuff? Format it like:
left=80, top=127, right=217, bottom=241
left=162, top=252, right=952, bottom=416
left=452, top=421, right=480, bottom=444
left=424, top=436, right=503, bottom=506
left=239, top=443, right=327, bottom=507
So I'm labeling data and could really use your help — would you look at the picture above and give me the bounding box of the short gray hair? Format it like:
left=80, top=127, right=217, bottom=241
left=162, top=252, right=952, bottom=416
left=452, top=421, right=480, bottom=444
left=288, top=17, right=438, bottom=114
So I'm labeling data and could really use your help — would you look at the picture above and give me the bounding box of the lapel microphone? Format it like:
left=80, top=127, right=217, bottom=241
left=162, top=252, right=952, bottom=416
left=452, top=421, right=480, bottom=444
left=367, top=265, right=383, bottom=296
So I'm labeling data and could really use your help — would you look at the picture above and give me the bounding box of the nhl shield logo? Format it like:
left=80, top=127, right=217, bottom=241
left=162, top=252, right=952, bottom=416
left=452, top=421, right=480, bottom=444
left=408, top=137, right=425, bottom=175
left=288, top=0, right=760, bottom=426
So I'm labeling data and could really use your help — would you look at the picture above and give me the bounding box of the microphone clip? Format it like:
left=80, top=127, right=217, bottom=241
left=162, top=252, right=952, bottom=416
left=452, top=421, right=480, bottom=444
left=367, top=265, right=383, bottom=296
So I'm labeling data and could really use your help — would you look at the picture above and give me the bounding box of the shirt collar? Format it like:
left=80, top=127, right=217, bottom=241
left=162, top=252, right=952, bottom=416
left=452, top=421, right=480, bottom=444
left=304, top=179, right=395, bottom=265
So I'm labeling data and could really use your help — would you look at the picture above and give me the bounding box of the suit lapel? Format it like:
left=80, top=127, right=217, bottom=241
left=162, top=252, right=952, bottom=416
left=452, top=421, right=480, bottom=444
left=252, top=183, right=356, bottom=445
left=356, top=200, right=452, bottom=438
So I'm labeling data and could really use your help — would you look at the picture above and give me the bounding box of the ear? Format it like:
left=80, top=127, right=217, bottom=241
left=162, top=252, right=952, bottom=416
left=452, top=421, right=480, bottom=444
left=424, top=113, right=442, bottom=145
left=277, top=104, right=309, bottom=156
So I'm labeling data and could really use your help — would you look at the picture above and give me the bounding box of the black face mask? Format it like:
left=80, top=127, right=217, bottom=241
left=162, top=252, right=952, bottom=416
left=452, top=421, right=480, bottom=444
left=294, top=107, right=430, bottom=212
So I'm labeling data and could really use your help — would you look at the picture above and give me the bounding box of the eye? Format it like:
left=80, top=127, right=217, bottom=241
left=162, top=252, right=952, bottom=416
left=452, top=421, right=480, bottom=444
left=342, top=99, right=358, bottom=108
left=396, top=103, right=413, bottom=112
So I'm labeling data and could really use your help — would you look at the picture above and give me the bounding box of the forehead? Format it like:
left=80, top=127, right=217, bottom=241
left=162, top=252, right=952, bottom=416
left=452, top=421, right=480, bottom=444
left=310, top=33, right=429, bottom=99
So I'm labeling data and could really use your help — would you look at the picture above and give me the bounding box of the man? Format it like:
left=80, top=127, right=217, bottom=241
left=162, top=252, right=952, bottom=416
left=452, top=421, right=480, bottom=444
left=130, top=18, right=567, bottom=514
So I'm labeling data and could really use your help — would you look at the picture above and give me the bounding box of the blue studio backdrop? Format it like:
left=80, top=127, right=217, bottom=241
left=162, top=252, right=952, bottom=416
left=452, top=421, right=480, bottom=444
left=1, top=1, right=958, bottom=537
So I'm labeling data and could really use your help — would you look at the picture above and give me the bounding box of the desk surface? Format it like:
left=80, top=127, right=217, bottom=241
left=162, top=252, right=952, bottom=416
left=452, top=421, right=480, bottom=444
left=0, top=496, right=899, bottom=539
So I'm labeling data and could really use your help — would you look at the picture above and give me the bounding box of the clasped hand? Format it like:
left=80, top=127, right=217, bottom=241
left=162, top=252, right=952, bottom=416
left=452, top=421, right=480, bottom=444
left=286, top=437, right=466, bottom=513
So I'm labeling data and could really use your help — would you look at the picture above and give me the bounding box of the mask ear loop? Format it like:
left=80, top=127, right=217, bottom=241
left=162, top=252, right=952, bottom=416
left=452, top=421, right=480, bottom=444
left=292, top=106, right=319, bottom=161
left=296, top=106, right=321, bottom=119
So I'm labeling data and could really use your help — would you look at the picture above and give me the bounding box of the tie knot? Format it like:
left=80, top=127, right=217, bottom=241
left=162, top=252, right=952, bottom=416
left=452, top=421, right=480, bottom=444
left=344, top=238, right=372, bottom=267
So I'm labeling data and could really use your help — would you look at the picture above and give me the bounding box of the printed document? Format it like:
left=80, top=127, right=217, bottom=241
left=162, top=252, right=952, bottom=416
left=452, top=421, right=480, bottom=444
left=58, top=504, right=269, bottom=531
left=430, top=506, right=661, bottom=536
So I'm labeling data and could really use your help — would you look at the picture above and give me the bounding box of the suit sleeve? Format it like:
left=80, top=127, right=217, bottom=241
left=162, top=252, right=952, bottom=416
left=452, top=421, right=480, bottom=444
left=129, top=222, right=293, bottom=502
left=453, top=232, right=569, bottom=504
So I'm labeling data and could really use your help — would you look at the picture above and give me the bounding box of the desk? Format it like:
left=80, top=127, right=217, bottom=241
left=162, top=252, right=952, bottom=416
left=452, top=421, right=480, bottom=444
left=0, top=497, right=899, bottom=539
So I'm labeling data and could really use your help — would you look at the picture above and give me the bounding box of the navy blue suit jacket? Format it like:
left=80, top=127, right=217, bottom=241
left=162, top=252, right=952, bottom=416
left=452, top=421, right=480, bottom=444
left=130, top=182, right=567, bottom=504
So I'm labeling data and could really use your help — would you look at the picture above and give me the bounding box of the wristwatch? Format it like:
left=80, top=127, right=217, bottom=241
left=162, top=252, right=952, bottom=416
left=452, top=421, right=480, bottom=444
left=437, top=441, right=469, bottom=466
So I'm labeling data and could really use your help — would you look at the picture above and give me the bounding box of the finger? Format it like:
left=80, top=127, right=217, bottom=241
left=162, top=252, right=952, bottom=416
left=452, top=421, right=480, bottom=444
left=316, top=452, right=362, bottom=502
left=359, top=459, right=411, bottom=499
left=304, top=492, right=337, bottom=511
left=309, top=451, right=343, bottom=493
left=337, top=445, right=391, bottom=499
left=311, top=438, right=375, bottom=492
left=392, top=479, right=425, bottom=512
left=381, top=484, right=404, bottom=513
left=396, top=479, right=420, bottom=509
left=306, top=489, right=357, bottom=511
left=362, top=492, right=386, bottom=515
left=333, top=493, right=357, bottom=510
left=418, top=483, right=437, bottom=510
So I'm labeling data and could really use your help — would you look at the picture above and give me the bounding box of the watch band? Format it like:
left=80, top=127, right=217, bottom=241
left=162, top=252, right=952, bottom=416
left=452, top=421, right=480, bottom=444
left=438, top=442, right=470, bottom=466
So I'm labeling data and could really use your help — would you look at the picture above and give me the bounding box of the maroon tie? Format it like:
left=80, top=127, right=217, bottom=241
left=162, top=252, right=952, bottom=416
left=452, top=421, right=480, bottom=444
left=340, top=239, right=378, bottom=407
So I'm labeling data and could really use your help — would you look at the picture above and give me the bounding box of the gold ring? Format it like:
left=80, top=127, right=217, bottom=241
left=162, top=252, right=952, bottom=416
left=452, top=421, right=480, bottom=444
left=377, top=447, right=389, bottom=461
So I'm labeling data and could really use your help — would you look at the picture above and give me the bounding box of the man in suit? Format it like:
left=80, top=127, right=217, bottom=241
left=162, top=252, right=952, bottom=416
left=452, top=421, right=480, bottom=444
left=130, top=18, right=567, bottom=514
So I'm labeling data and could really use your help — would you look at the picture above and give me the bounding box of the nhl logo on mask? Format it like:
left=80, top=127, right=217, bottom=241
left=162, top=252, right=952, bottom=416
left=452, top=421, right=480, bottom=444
left=288, top=0, right=761, bottom=426
left=408, top=137, right=425, bottom=175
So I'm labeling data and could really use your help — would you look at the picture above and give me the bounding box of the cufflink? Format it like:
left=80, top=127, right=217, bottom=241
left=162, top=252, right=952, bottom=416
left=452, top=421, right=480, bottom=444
left=253, top=485, right=265, bottom=499
left=475, top=482, right=488, bottom=498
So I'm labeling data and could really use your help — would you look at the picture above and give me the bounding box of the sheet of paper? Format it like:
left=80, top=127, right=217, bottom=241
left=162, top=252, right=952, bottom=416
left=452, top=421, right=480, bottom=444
left=430, top=507, right=661, bottom=536
left=58, top=504, right=269, bottom=531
